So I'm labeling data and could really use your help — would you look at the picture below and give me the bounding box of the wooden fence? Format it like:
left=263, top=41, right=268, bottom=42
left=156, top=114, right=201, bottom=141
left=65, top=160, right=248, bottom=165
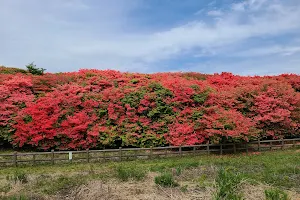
left=0, top=138, right=300, bottom=167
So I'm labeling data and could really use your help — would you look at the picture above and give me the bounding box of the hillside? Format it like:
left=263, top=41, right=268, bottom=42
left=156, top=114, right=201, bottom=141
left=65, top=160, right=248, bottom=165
left=0, top=66, right=299, bottom=150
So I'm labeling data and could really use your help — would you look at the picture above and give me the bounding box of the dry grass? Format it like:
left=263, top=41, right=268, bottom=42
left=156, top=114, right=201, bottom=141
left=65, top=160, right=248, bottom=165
left=55, top=172, right=214, bottom=200
left=242, top=183, right=300, bottom=200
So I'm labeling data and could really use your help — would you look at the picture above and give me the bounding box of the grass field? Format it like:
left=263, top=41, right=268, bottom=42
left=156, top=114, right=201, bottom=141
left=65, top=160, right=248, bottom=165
left=1, top=148, right=300, bottom=200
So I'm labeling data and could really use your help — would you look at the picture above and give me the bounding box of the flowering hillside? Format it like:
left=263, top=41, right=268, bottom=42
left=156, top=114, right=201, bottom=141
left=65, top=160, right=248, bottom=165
left=0, top=66, right=299, bottom=150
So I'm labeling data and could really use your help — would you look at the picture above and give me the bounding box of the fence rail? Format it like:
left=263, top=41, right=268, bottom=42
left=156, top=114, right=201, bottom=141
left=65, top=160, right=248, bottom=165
left=1, top=138, right=300, bottom=167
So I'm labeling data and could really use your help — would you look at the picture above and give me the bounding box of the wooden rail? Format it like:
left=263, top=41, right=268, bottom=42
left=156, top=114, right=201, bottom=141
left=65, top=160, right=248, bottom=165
left=0, top=138, right=299, bottom=167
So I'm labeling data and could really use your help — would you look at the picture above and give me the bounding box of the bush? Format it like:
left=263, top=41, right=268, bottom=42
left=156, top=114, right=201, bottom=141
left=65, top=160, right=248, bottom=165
left=154, top=172, right=179, bottom=187
left=214, top=168, right=243, bottom=200
left=1, top=69, right=299, bottom=150
left=265, top=188, right=290, bottom=200
left=26, top=62, right=45, bottom=75
left=116, top=165, right=146, bottom=181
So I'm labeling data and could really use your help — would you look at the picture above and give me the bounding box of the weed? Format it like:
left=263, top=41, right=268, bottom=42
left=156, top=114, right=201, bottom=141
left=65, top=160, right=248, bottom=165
left=197, top=174, right=208, bottom=187
left=116, top=165, right=146, bottom=181
left=175, top=166, right=182, bottom=175
left=265, top=188, right=290, bottom=200
left=180, top=185, right=188, bottom=192
left=6, top=170, right=28, bottom=184
left=214, top=168, right=243, bottom=200
left=154, top=172, right=179, bottom=187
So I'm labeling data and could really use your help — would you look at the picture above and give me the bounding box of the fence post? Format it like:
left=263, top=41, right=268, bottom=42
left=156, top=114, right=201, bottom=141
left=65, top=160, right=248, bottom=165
left=193, top=146, right=196, bottom=156
left=150, top=146, right=153, bottom=159
left=246, top=143, right=249, bottom=154
left=69, top=152, right=73, bottom=163
left=281, top=138, right=284, bottom=150
left=51, top=149, right=55, bottom=165
left=220, top=144, right=223, bottom=155
left=258, top=139, right=260, bottom=151
left=33, top=154, right=36, bottom=166
left=134, top=149, right=137, bottom=160
left=207, top=143, right=210, bottom=154
left=13, top=151, right=17, bottom=167
left=233, top=143, right=236, bottom=154
left=293, top=139, right=296, bottom=147
left=103, top=151, right=106, bottom=162
left=179, top=146, right=182, bottom=157
left=119, top=147, right=122, bottom=161
left=86, top=149, right=90, bottom=163
left=270, top=141, right=273, bottom=151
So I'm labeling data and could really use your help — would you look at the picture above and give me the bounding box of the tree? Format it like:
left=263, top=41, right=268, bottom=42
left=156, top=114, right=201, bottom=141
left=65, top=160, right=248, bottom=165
left=26, top=62, right=45, bottom=75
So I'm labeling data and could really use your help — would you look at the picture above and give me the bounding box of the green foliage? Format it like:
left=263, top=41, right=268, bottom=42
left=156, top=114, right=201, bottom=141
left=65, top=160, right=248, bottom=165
left=214, top=168, right=243, bottom=200
left=148, top=82, right=173, bottom=98
left=130, top=79, right=139, bottom=84
left=96, top=108, right=107, bottom=118
left=0, top=66, right=27, bottom=74
left=6, top=170, right=28, bottom=184
left=0, top=125, right=14, bottom=145
left=1, top=195, right=29, bottom=200
left=192, top=90, right=210, bottom=104
left=154, top=172, right=179, bottom=187
left=25, top=62, right=45, bottom=75
left=116, top=165, right=146, bottom=181
left=37, top=175, right=85, bottom=194
left=180, top=184, right=188, bottom=192
left=265, top=188, right=290, bottom=200
left=23, top=115, right=32, bottom=124
left=121, top=90, right=146, bottom=108
left=192, top=110, right=204, bottom=120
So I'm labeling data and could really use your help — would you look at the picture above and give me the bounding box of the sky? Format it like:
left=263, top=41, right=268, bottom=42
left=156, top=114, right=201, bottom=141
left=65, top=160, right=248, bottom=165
left=0, top=0, right=300, bottom=75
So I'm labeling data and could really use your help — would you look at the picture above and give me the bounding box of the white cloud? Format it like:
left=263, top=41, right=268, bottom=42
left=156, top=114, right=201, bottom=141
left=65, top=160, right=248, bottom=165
left=0, top=0, right=300, bottom=74
left=231, top=45, right=300, bottom=57
left=207, top=10, right=223, bottom=16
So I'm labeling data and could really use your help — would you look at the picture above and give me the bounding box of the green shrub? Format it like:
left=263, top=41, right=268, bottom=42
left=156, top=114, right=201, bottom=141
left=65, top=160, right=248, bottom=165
left=154, top=172, right=179, bottom=187
left=214, top=168, right=243, bottom=200
left=116, top=165, right=146, bottom=181
left=265, top=188, right=290, bottom=200
left=26, top=62, right=45, bottom=75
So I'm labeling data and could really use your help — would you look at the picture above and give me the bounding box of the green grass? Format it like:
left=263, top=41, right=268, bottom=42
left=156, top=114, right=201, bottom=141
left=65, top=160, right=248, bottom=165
left=0, top=148, right=299, bottom=198
left=36, top=175, right=85, bottom=195
left=115, top=164, right=147, bottom=181
left=265, top=188, right=290, bottom=200
left=154, top=172, right=179, bottom=187
left=214, top=168, right=243, bottom=200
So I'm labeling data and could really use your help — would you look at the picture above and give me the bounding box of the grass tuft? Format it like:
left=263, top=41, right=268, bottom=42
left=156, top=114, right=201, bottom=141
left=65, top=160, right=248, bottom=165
left=154, top=172, right=179, bottom=187
left=214, top=168, right=243, bottom=200
left=116, top=165, right=146, bottom=181
left=6, top=170, right=28, bottom=184
left=265, top=188, right=290, bottom=200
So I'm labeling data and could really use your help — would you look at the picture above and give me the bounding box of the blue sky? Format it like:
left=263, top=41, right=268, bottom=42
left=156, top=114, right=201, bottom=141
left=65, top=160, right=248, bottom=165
left=1, top=0, right=300, bottom=75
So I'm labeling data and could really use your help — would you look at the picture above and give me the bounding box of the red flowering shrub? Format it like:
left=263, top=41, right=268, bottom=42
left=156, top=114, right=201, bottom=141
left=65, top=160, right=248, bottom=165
left=0, top=67, right=299, bottom=150
left=0, top=74, right=34, bottom=145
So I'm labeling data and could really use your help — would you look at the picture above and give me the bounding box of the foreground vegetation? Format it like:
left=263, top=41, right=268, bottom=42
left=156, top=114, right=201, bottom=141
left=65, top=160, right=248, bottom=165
left=1, top=148, right=299, bottom=199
